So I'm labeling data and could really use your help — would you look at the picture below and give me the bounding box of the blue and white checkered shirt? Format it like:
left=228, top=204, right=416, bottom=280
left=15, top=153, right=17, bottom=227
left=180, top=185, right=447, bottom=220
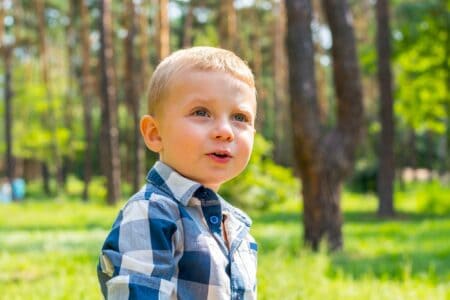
left=98, top=161, right=258, bottom=299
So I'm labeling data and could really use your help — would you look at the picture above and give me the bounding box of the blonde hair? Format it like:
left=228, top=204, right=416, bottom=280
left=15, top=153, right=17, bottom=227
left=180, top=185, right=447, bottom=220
left=146, top=46, right=255, bottom=116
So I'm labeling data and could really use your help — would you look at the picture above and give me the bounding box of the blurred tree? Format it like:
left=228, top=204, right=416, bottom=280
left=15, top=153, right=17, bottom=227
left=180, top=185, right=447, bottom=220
left=1, top=0, right=14, bottom=190
left=272, top=0, right=293, bottom=166
left=36, top=0, right=63, bottom=195
left=286, top=0, right=364, bottom=251
left=218, top=0, right=237, bottom=51
left=393, top=0, right=449, bottom=172
left=157, top=0, right=170, bottom=59
left=376, top=0, right=395, bottom=216
left=182, top=0, right=195, bottom=48
left=99, top=0, right=121, bottom=205
left=79, top=0, right=95, bottom=201
left=124, top=0, right=145, bottom=192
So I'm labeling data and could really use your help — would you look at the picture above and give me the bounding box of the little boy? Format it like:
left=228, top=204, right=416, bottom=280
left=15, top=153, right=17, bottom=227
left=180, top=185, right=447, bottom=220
left=97, top=47, right=258, bottom=300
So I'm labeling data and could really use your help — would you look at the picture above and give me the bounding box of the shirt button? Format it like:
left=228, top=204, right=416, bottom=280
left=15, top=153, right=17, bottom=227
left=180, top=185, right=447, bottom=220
left=209, top=215, right=219, bottom=224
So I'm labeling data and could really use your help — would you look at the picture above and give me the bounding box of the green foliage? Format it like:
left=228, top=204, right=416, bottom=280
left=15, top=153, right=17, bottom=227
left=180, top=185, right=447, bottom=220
left=220, top=134, right=300, bottom=211
left=396, top=180, right=450, bottom=215
left=393, top=0, right=449, bottom=134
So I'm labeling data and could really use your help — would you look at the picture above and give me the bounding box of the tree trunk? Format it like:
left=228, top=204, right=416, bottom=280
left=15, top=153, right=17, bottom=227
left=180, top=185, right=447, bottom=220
left=36, top=0, right=63, bottom=195
left=138, top=0, right=152, bottom=92
left=99, top=0, right=121, bottom=205
left=1, top=3, right=13, bottom=189
left=286, top=0, right=363, bottom=251
left=124, top=0, right=145, bottom=192
left=157, top=0, right=170, bottom=60
left=182, top=0, right=194, bottom=48
left=79, top=0, right=94, bottom=201
left=219, top=0, right=237, bottom=51
left=376, top=0, right=395, bottom=216
left=273, top=0, right=293, bottom=166
left=3, top=48, right=14, bottom=193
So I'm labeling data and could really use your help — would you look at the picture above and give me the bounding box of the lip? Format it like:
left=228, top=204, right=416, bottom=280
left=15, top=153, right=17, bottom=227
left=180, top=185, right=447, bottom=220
left=207, top=150, right=233, bottom=163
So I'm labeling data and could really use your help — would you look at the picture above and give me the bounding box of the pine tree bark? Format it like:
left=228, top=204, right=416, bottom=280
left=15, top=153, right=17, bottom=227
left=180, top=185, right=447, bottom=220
left=124, top=0, right=144, bottom=192
left=1, top=3, right=13, bottom=189
left=286, top=0, right=364, bottom=251
left=376, top=0, right=395, bottom=216
left=157, top=0, right=170, bottom=60
left=219, top=0, right=237, bottom=51
left=79, top=0, right=95, bottom=201
left=99, top=0, right=121, bottom=205
left=182, top=0, right=194, bottom=48
left=36, top=0, right=62, bottom=195
left=273, top=0, right=293, bottom=166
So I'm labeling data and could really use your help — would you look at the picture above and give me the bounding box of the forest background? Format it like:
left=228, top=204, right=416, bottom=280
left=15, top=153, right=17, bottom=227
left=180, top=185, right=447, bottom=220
left=0, top=0, right=449, bottom=299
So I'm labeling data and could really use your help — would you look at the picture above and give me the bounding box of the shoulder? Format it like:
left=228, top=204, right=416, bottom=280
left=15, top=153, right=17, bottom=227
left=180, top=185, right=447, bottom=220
left=120, top=185, right=181, bottom=225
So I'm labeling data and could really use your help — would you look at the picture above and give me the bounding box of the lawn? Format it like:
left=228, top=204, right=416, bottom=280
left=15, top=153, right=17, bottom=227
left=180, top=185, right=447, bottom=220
left=0, top=182, right=449, bottom=300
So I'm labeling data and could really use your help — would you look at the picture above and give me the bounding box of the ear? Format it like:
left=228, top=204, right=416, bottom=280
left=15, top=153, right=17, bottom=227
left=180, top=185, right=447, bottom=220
left=140, top=115, right=163, bottom=153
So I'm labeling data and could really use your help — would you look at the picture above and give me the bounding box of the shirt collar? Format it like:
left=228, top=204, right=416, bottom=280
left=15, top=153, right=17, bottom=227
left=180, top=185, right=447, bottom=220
left=146, top=161, right=202, bottom=206
left=146, top=160, right=252, bottom=227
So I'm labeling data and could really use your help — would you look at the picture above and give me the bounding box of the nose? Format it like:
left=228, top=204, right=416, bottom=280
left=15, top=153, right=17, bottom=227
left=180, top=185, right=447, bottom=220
left=213, top=118, right=234, bottom=142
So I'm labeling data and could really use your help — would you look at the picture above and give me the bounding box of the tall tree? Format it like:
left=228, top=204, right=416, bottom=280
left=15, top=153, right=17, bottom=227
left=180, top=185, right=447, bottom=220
left=219, top=0, right=237, bottom=51
left=99, top=0, right=121, bottom=205
left=376, top=0, right=395, bottom=216
left=124, top=0, right=144, bottom=192
left=272, top=0, right=293, bottom=166
left=36, top=0, right=62, bottom=195
left=285, top=0, right=364, bottom=251
left=182, top=0, right=195, bottom=48
left=1, top=1, right=14, bottom=190
left=137, top=0, right=152, bottom=92
left=79, top=0, right=95, bottom=201
left=157, top=0, right=170, bottom=59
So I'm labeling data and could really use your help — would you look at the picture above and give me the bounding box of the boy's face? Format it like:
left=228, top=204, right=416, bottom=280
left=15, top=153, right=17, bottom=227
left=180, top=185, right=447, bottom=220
left=141, top=69, right=256, bottom=191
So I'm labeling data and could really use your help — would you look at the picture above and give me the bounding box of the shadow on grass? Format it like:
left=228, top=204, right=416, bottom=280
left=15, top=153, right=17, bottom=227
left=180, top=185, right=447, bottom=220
left=253, top=210, right=450, bottom=282
left=330, top=249, right=450, bottom=282
left=343, top=211, right=450, bottom=223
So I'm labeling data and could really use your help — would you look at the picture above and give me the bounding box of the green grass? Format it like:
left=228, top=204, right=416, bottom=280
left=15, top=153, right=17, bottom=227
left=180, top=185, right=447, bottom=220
left=1, top=182, right=449, bottom=299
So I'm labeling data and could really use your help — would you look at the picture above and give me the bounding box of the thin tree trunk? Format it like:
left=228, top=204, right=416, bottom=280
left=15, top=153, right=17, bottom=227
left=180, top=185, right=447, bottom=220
left=286, top=0, right=363, bottom=251
left=3, top=48, right=14, bottom=193
left=376, top=0, right=395, bottom=216
left=1, top=3, right=14, bottom=191
left=80, top=0, right=94, bottom=201
left=250, top=4, right=266, bottom=133
left=157, top=0, right=170, bottom=60
left=273, top=0, right=293, bottom=166
left=182, top=0, right=194, bottom=48
left=138, top=1, right=151, bottom=92
left=124, top=0, right=144, bottom=192
left=61, top=0, right=77, bottom=187
left=219, top=0, right=237, bottom=51
left=99, top=0, right=121, bottom=205
left=36, top=0, right=62, bottom=195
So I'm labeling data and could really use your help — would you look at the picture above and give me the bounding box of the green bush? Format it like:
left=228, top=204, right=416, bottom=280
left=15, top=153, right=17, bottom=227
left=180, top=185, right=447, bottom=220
left=220, top=134, right=300, bottom=211
left=415, top=180, right=450, bottom=215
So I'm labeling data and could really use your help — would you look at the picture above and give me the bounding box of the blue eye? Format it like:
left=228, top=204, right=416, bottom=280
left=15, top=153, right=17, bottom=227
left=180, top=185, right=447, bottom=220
left=233, top=113, right=248, bottom=122
left=193, top=109, right=209, bottom=117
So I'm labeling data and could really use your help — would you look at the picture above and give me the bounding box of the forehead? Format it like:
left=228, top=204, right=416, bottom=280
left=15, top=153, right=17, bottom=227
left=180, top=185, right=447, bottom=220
left=173, top=68, right=255, bottom=95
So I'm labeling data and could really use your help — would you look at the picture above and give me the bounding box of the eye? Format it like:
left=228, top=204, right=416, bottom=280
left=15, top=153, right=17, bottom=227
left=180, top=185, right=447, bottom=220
left=192, top=108, right=210, bottom=117
left=233, top=113, right=249, bottom=123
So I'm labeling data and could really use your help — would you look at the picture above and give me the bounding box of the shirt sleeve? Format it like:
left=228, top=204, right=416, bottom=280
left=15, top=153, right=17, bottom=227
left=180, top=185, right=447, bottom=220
left=97, top=198, right=180, bottom=300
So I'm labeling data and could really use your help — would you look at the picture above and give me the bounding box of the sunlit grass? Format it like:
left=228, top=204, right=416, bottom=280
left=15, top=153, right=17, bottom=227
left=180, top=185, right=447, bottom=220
left=0, top=181, right=449, bottom=299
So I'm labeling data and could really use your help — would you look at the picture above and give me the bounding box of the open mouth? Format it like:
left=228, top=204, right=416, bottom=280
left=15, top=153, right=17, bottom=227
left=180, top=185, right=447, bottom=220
left=212, top=152, right=230, bottom=158
left=208, top=151, right=232, bottom=161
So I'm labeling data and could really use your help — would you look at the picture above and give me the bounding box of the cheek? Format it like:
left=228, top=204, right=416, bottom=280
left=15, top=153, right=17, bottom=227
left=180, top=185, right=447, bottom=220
left=238, top=132, right=255, bottom=155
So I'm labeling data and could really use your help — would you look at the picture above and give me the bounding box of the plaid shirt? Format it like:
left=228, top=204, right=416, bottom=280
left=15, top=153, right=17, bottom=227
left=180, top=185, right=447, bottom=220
left=98, top=161, right=258, bottom=299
